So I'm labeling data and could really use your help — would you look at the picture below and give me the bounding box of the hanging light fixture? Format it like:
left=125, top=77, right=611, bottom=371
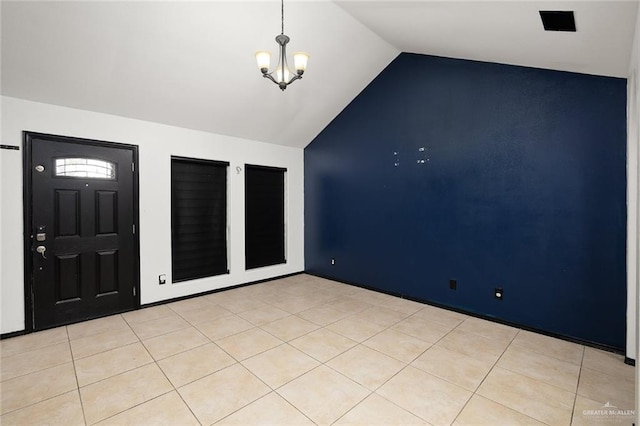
left=255, top=0, right=309, bottom=91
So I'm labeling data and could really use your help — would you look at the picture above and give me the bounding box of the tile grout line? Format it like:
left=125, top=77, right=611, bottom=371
left=129, top=321, right=192, bottom=342
left=493, top=348, right=584, bottom=395
left=279, top=362, right=373, bottom=426
left=67, top=325, right=89, bottom=426
left=0, top=327, right=85, bottom=421
left=322, top=306, right=447, bottom=425
left=232, top=296, right=407, bottom=424
left=150, top=342, right=204, bottom=426
left=217, top=362, right=315, bottom=426
left=467, top=328, right=568, bottom=426
left=80, top=310, right=206, bottom=423
left=121, top=306, right=176, bottom=326
left=382, top=313, right=474, bottom=424
left=71, top=346, right=162, bottom=420
left=569, top=346, right=586, bottom=426
left=74, top=336, right=157, bottom=387
left=74, top=316, right=160, bottom=424
left=0, top=342, right=76, bottom=384
left=208, top=334, right=307, bottom=425
left=470, top=326, right=518, bottom=392
left=92, top=389, right=179, bottom=425
left=69, top=327, right=139, bottom=361
left=355, top=362, right=429, bottom=423
left=448, top=326, right=520, bottom=425
left=509, top=336, right=585, bottom=366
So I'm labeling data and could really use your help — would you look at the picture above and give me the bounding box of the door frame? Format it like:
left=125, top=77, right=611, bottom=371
left=22, top=131, right=141, bottom=332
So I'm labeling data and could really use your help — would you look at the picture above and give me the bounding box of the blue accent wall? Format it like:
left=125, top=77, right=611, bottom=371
left=304, top=53, right=627, bottom=349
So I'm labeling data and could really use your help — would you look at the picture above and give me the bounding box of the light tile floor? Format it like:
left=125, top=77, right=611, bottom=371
left=0, top=274, right=635, bottom=425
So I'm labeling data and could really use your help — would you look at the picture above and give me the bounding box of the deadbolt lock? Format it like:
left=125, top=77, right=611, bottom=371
left=36, top=225, right=46, bottom=241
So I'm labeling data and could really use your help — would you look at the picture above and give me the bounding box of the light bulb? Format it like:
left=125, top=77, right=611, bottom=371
left=276, top=66, right=290, bottom=83
left=255, top=51, right=271, bottom=72
left=293, top=52, right=309, bottom=73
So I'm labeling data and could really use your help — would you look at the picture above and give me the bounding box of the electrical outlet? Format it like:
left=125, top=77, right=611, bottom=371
left=449, top=279, right=457, bottom=290
left=331, top=258, right=335, bottom=266
left=494, top=287, right=503, bottom=300
left=159, top=274, right=167, bottom=285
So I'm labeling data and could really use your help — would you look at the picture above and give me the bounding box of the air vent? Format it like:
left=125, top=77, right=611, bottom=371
left=539, top=11, right=576, bottom=32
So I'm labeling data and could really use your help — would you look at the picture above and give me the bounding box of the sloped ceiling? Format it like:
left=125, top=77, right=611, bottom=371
left=1, top=1, right=638, bottom=149
left=336, top=1, right=638, bottom=78
left=1, top=1, right=398, bottom=148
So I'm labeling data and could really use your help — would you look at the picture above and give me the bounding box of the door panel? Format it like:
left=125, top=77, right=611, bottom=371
left=27, top=133, right=138, bottom=330
left=96, top=191, right=118, bottom=234
left=56, top=254, right=81, bottom=301
left=56, top=190, right=80, bottom=236
left=96, top=250, right=119, bottom=295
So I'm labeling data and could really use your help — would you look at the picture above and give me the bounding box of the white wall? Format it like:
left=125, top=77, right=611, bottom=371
left=0, top=96, right=304, bottom=334
left=628, top=1, right=640, bottom=363
left=627, top=1, right=640, bottom=421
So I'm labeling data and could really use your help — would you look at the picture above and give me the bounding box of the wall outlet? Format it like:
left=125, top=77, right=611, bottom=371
left=494, top=287, right=503, bottom=300
left=331, top=258, right=335, bottom=265
left=449, top=279, right=457, bottom=290
left=159, top=274, right=167, bottom=285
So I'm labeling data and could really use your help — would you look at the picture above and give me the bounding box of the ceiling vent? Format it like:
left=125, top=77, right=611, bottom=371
left=539, top=11, right=576, bottom=32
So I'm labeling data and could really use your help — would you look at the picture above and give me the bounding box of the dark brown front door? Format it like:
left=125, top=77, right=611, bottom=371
left=26, top=132, right=138, bottom=330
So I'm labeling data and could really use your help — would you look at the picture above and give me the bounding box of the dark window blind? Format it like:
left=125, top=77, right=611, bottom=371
left=245, top=165, right=286, bottom=269
left=171, top=157, right=228, bottom=282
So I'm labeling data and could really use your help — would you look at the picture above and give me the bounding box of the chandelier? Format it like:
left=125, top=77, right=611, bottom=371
left=255, top=0, right=309, bottom=91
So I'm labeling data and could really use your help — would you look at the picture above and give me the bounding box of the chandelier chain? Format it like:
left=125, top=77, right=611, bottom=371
left=281, top=0, right=284, bottom=35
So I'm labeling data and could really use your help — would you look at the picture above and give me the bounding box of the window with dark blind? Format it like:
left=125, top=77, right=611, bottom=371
left=171, top=157, right=228, bottom=282
left=245, top=165, right=286, bottom=269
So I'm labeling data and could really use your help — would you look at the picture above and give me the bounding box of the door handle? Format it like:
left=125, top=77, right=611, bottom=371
left=36, top=245, right=47, bottom=260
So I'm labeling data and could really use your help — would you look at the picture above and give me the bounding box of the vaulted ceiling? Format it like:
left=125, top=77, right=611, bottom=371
left=2, top=1, right=638, bottom=148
